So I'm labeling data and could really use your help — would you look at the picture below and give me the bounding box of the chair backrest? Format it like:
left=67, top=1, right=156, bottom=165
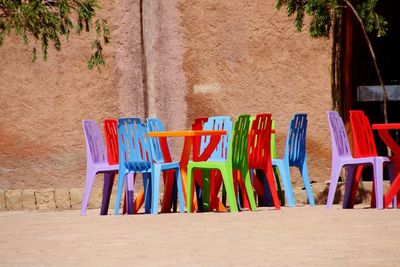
left=192, top=117, right=208, bottom=161
left=284, top=113, right=308, bottom=166
left=230, top=115, right=251, bottom=169
left=147, top=118, right=170, bottom=163
left=248, top=113, right=273, bottom=170
left=327, top=111, right=352, bottom=158
left=82, top=120, right=107, bottom=165
left=349, top=110, right=377, bottom=157
left=117, top=118, right=153, bottom=171
left=104, top=119, right=119, bottom=165
left=271, top=120, right=278, bottom=159
left=200, top=116, right=232, bottom=161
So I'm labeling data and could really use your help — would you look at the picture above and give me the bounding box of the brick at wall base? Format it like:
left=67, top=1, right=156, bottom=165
left=293, top=181, right=391, bottom=206
left=35, top=189, right=56, bottom=210
left=0, top=190, right=6, bottom=211
left=0, top=182, right=394, bottom=211
left=55, top=188, right=71, bottom=209
left=5, top=190, right=22, bottom=210
left=22, top=189, right=36, bottom=210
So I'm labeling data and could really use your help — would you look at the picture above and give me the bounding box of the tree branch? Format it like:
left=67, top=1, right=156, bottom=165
left=346, top=0, right=388, bottom=123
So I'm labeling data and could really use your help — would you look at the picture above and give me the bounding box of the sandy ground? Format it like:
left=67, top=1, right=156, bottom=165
left=0, top=206, right=399, bottom=267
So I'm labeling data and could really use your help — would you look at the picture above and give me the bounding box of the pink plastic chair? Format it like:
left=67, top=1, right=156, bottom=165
left=81, top=120, right=119, bottom=216
left=326, top=112, right=386, bottom=209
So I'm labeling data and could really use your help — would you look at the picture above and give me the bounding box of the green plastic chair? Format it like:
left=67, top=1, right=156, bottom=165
left=187, top=115, right=257, bottom=212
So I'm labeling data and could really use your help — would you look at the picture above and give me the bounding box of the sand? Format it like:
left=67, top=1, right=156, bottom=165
left=0, top=206, right=399, bottom=266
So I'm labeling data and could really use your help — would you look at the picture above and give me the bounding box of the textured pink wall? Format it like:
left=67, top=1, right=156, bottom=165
left=0, top=0, right=145, bottom=188
left=0, top=0, right=332, bottom=189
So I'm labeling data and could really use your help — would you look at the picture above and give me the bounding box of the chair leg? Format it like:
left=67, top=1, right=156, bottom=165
left=151, top=166, right=161, bottom=215
left=175, top=167, right=185, bottom=213
left=349, top=166, right=364, bottom=208
left=126, top=172, right=135, bottom=215
left=143, top=172, right=152, bottom=214
left=327, top=163, right=342, bottom=208
left=373, top=161, right=384, bottom=209
left=272, top=166, right=285, bottom=206
left=389, top=163, right=397, bottom=208
left=274, top=161, right=295, bottom=207
left=100, top=172, right=115, bottom=215
left=114, top=170, right=127, bottom=215
left=264, top=161, right=281, bottom=209
left=252, top=170, right=266, bottom=205
left=343, top=165, right=357, bottom=209
left=202, top=169, right=211, bottom=212
left=299, top=161, right=315, bottom=206
left=187, top=165, right=195, bottom=213
left=81, top=168, right=96, bottom=216
left=241, top=168, right=257, bottom=211
left=220, top=164, right=238, bottom=212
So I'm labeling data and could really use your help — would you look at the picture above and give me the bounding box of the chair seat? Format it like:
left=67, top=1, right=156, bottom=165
left=188, top=160, right=226, bottom=169
left=155, top=161, right=180, bottom=171
left=94, top=163, right=119, bottom=173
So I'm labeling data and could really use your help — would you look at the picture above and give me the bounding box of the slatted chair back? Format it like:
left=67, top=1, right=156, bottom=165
left=230, top=114, right=251, bottom=169
left=192, top=117, right=208, bottom=161
left=284, top=113, right=308, bottom=167
left=248, top=113, right=273, bottom=170
left=104, top=119, right=119, bottom=165
left=117, top=118, right=153, bottom=172
left=200, top=116, right=232, bottom=161
left=82, top=120, right=107, bottom=165
left=349, top=110, right=377, bottom=157
left=147, top=118, right=170, bottom=163
left=327, top=111, right=352, bottom=158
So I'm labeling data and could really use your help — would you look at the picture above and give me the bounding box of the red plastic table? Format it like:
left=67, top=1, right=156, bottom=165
left=371, top=123, right=400, bottom=208
left=132, top=130, right=226, bottom=213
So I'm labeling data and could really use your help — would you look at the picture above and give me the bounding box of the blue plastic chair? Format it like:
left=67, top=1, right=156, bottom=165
left=114, top=118, right=185, bottom=215
left=272, top=113, right=315, bottom=206
left=147, top=118, right=178, bottom=212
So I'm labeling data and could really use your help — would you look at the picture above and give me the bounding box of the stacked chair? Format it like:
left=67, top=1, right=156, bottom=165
left=81, top=113, right=316, bottom=215
left=113, top=118, right=185, bottom=215
left=326, top=111, right=393, bottom=209
left=81, top=120, right=119, bottom=216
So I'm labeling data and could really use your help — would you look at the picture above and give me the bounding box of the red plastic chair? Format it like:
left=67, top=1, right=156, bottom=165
left=103, top=120, right=138, bottom=214
left=347, top=110, right=393, bottom=208
left=248, top=113, right=280, bottom=209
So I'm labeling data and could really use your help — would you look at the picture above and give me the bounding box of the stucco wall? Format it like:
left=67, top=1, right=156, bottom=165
left=0, top=0, right=332, bottom=189
left=0, top=0, right=145, bottom=189
left=178, top=0, right=332, bottom=184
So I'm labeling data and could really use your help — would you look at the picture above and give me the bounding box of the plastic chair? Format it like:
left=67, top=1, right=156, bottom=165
left=346, top=110, right=393, bottom=208
left=248, top=114, right=281, bottom=209
left=326, top=111, right=385, bottom=208
left=191, top=117, right=209, bottom=211
left=271, top=114, right=315, bottom=206
left=114, top=118, right=185, bottom=215
left=147, top=118, right=178, bottom=212
left=187, top=116, right=242, bottom=212
left=81, top=120, right=118, bottom=216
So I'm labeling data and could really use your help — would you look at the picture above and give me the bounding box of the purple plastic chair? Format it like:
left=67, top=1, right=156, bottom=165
left=326, top=112, right=387, bottom=209
left=81, top=120, right=119, bottom=216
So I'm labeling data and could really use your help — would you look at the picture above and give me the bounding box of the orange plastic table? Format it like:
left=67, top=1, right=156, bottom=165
left=372, top=123, right=400, bottom=208
left=132, top=130, right=226, bottom=213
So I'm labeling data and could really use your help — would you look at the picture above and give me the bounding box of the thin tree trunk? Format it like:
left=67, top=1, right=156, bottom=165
left=346, top=0, right=388, bottom=124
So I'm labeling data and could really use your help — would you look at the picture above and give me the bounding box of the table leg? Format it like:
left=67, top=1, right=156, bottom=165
left=158, top=137, right=175, bottom=213
left=179, top=136, right=197, bottom=211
